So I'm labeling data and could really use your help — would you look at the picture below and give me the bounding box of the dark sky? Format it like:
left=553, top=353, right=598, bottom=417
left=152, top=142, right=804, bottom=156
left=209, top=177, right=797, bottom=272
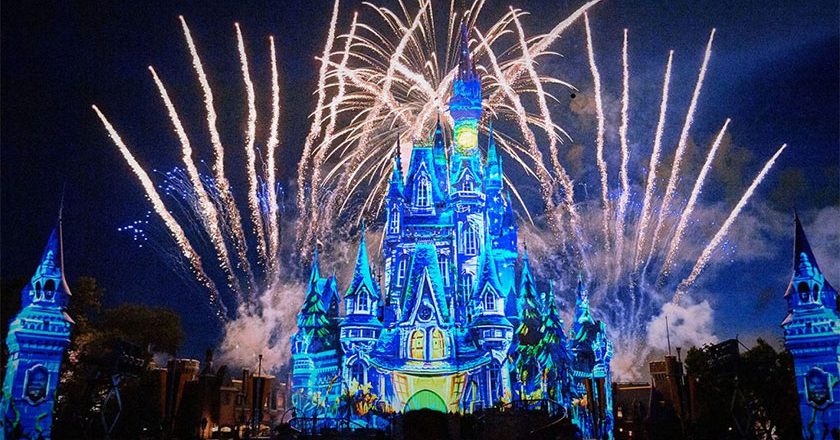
left=2, top=0, right=838, bottom=359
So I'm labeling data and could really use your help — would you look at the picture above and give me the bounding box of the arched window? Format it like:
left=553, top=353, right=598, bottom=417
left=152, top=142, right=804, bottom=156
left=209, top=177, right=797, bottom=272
left=461, top=274, right=474, bottom=298
left=463, top=225, right=478, bottom=255
left=814, top=285, right=821, bottom=302
left=351, top=361, right=367, bottom=385
left=798, top=282, right=810, bottom=302
left=357, top=290, right=369, bottom=312
left=484, top=290, right=496, bottom=312
left=44, top=280, right=56, bottom=301
left=397, top=258, right=408, bottom=286
left=409, top=330, right=425, bottom=359
left=430, top=328, right=446, bottom=359
left=389, top=209, right=400, bottom=234
left=34, top=281, right=42, bottom=300
left=414, top=175, right=431, bottom=207
left=438, top=253, right=450, bottom=287
left=463, top=177, right=474, bottom=192
left=489, top=361, right=502, bottom=397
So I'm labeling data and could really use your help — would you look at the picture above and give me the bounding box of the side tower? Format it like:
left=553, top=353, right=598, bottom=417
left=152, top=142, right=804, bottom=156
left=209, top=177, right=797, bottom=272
left=290, top=249, right=341, bottom=416
left=2, top=225, right=74, bottom=439
left=782, top=213, right=840, bottom=439
left=340, top=223, right=384, bottom=391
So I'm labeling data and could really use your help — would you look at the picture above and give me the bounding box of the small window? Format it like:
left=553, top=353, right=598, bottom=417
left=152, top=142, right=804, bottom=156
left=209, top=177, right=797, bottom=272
left=351, top=362, right=366, bottom=385
left=389, top=209, right=400, bottom=234
left=438, top=254, right=450, bottom=287
left=358, top=291, right=369, bottom=312
left=410, top=330, right=425, bottom=359
left=462, top=274, right=474, bottom=297
left=414, top=175, right=431, bottom=207
left=397, top=258, right=408, bottom=286
left=463, top=178, right=474, bottom=192
left=484, top=291, right=496, bottom=312
left=430, top=328, right=446, bottom=359
left=463, top=225, right=478, bottom=255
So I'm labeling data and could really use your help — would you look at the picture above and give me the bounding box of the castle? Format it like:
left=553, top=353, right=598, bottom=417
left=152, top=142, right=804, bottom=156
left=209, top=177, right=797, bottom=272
left=782, top=213, right=840, bottom=439
left=291, top=26, right=613, bottom=437
left=1, top=225, right=74, bottom=439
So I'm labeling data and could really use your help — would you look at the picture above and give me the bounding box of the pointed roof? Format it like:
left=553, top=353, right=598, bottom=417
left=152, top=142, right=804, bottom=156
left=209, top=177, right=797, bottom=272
left=387, top=145, right=405, bottom=199
left=474, top=229, right=503, bottom=299
left=400, top=243, right=450, bottom=323
left=485, top=122, right=502, bottom=187
left=457, top=22, right=477, bottom=81
left=404, top=144, right=446, bottom=207
left=25, top=222, right=72, bottom=309
left=345, top=222, right=380, bottom=301
left=794, top=211, right=821, bottom=274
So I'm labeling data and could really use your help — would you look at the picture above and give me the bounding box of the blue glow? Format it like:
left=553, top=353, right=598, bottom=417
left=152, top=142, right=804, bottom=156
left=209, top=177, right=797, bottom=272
left=290, top=34, right=614, bottom=435
left=1, top=228, right=73, bottom=438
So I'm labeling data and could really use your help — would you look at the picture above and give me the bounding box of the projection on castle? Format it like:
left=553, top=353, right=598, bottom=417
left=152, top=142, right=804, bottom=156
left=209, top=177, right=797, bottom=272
left=291, top=26, right=614, bottom=437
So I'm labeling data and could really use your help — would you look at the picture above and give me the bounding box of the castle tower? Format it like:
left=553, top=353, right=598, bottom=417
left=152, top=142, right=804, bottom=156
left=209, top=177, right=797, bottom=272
left=340, top=222, right=383, bottom=387
left=2, top=224, right=74, bottom=439
left=469, top=227, right=514, bottom=405
left=449, top=23, right=482, bottom=157
left=782, top=213, right=840, bottom=439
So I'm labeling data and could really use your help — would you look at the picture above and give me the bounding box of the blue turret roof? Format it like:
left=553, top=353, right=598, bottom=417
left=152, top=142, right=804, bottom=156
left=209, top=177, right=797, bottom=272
left=23, top=225, right=72, bottom=309
left=387, top=148, right=405, bottom=200
left=485, top=123, right=502, bottom=187
left=457, top=23, right=477, bottom=82
left=344, top=223, right=383, bottom=326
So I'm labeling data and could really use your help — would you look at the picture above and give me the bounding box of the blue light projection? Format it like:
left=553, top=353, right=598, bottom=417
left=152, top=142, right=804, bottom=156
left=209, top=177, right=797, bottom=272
left=2, top=226, right=73, bottom=439
left=783, top=214, right=840, bottom=439
left=290, top=25, right=614, bottom=437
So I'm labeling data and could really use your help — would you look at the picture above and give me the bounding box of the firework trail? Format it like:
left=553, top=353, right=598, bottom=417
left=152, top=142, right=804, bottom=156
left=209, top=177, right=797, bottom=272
left=646, top=29, right=716, bottom=271
left=674, top=143, right=788, bottom=303
left=266, top=35, right=282, bottom=277
left=584, top=13, right=611, bottom=251
left=296, top=0, right=341, bottom=238
left=659, top=118, right=731, bottom=282
left=179, top=16, right=256, bottom=288
left=634, top=50, right=674, bottom=272
left=614, top=29, right=631, bottom=279
left=511, top=9, right=584, bottom=253
left=92, top=105, right=226, bottom=319
left=310, top=13, right=358, bottom=242
left=148, top=66, right=244, bottom=300
left=236, top=23, right=268, bottom=264
left=477, top=29, right=558, bottom=234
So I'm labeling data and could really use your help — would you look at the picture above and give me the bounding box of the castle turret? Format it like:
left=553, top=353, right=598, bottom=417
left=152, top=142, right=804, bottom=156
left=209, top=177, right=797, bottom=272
left=470, top=227, right=513, bottom=348
left=2, top=223, right=74, bottom=439
left=782, top=213, right=840, bottom=440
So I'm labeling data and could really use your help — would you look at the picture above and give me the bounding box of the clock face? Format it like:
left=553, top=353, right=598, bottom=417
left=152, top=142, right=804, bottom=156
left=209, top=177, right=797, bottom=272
left=418, top=304, right=433, bottom=321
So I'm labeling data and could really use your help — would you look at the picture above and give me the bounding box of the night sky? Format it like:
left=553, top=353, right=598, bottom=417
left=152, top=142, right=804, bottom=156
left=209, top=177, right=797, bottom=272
left=2, top=0, right=838, bottom=362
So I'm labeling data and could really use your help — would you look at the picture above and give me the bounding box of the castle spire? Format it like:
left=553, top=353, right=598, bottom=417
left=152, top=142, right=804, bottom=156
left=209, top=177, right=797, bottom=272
left=457, top=22, right=476, bottom=81
left=388, top=144, right=405, bottom=198
left=794, top=211, right=821, bottom=274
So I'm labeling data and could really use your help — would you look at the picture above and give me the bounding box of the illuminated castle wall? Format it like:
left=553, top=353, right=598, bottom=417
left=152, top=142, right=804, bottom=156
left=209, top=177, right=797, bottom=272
left=291, top=25, right=613, bottom=436
left=2, top=226, right=73, bottom=439
left=782, top=214, right=840, bottom=439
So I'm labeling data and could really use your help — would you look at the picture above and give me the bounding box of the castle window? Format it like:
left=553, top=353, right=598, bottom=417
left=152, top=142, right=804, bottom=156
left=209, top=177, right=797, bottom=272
left=430, top=328, right=446, bottom=359
left=397, top=258, right=407, bottom=286
left=358, top=290, right=369, bottom=312
left=461, top=273, right=474, bottom=297
left=463, top=177, right=474, bottom=192
left=814, top=284, right=820, bottom=302
left=409, top=329, right=425, bottom=359
left=389, top=209, right=400, bottom=234
left=438, top=253, right=450, bottom=287
left=798, top=282, right=810, bottom=302
left=463, top=224, right=478, bottom=255
left=351, top=361, right=366, bottom=385
left=484, top=290, right=496, bottom=312
left=414, top=175, right=431, bottom=207
left=489, top=361, right=501, bottom=397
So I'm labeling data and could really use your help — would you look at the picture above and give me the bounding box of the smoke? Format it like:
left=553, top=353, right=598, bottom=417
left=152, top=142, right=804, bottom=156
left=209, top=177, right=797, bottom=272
left=216, top=280, right=305, bottom=374
left=645, top=298, right=718, bottom=353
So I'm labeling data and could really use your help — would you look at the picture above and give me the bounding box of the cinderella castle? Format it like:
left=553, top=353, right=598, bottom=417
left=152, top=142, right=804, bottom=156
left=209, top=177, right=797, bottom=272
left=291, top=26, right=613, bottom=437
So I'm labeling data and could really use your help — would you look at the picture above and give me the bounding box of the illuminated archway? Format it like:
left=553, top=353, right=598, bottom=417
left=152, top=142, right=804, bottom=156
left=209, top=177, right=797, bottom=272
left=409, top=329, right=425, bottom=359
left=404, top=389, right=447, bottom=413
